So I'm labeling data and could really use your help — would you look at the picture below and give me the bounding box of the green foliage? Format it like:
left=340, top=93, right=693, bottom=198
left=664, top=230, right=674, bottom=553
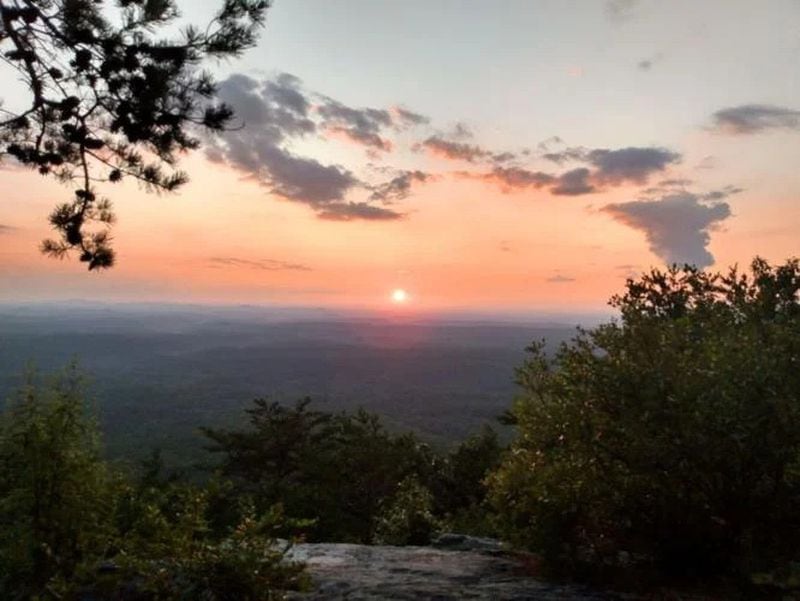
left=488, top=258, right=800, bottom=588
left=375, top=475, right=441, bottom=546
left=204, top=399, right=436, bottom=543
left=431, top=425, right=503, bottom=536
left=0, top=0, right=269, bottom=268
left=105, top=497, right=306, bottom=601
left=0, top=363, right=114, bottom=597
left=0, top=365, right=306, bottom=600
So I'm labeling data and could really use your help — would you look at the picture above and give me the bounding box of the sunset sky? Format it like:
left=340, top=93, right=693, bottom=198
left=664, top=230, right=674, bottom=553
left=1, top=0, right=798, bottom=314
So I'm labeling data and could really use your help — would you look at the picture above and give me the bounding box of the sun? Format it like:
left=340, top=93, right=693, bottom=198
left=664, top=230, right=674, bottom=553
left=391, top=288, right=409, bottom=304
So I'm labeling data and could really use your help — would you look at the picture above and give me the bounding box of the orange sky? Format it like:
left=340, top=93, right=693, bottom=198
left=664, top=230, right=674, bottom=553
left=1, top=1, right=798, bottom=314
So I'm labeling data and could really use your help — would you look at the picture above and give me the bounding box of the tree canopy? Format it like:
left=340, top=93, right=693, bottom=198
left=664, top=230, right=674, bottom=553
left=0, top=0, right=269, bottom=269
left=0, top=364, right=306, bottom=599
left=489, top=257, right=800, bottom=589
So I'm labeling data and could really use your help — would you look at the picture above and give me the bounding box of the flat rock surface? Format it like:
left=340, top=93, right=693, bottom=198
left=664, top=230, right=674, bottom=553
left=287, top=542, right=621, bottom=600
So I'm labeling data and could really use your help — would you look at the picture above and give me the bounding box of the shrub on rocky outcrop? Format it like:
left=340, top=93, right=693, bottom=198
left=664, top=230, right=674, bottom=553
left=489, top=258, right=800, bottom=590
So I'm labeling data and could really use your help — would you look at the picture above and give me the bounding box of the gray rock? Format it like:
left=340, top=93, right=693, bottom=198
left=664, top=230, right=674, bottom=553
left=431, top=532, right=504, bottom=552
left=286, top=543, right=623, bottom=600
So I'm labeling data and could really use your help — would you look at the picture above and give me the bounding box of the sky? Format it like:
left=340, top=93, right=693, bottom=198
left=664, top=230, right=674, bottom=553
left=1, top=0, right=798, bottom=314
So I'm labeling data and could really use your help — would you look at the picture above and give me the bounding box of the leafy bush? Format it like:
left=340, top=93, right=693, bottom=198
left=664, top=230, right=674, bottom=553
left=106, top=502, right=306, bottom=601
left=375, top=476, right=441, bottom=546
left=0, top=365, right=306, bottom=600
left=488, top=258, right=800, bottom=587
left=0, top=364, right=115, bottom=597
left=204, top=399, right=435, bottom=543
left=430, top=426, right=503, bottom=536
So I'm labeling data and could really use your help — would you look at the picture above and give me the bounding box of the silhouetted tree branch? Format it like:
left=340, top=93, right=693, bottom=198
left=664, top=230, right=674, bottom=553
left=0, top=0, right=269, bottom=269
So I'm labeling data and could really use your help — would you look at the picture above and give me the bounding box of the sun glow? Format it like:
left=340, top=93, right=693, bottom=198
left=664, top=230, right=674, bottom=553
left=391, top=288, right=409, bottom=303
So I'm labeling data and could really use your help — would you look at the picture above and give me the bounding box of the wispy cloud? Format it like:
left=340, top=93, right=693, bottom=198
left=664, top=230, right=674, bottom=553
left=369, top=170, right=430, bottom=203
left=547, top=274, right=576, bottom=283
left=392, top=106, right=430, bottom=126
left=711, top=104, right=800, bottom=134
left=478, top=167, right=555, bottom=191
left=316, top=202, right=404, bottom=221
left=605, top=0, right=640, bottom=21
left=318, top=99, right=394, bottom=151
left=418, top=136, right=492, bottom=163
left=0, top=224, right=16, bottom=234
left=208, top=257, right=313, bottom=271
left=416, top=130, right=517, bottom=164
left=637, top=53, right=664, bottom=71
left=541, top=147, right=586, bottom=164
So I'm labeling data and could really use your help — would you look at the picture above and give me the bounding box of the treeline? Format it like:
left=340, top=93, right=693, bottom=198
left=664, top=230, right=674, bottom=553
left=203, top=399, right=503, bottom=545
left=1, top=258, right=799, bottom=600
left=0, top=367, right=503, bottom=600
left=0, top=366, right=307, bottom=600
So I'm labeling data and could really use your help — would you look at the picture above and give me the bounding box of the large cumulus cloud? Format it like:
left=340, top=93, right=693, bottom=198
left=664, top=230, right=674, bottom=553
left=602, top=192, right=732, bottom=267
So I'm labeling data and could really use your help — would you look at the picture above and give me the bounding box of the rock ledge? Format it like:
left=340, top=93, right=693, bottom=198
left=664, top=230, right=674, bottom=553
left=287, top=537, right=620, bottom=600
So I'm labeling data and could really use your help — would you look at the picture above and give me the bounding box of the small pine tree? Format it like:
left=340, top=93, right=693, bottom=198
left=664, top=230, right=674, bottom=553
left=0, top=363, right=113, bottom=595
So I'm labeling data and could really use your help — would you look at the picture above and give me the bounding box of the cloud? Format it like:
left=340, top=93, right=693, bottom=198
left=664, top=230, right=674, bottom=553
left=537, top=136, right=564, bottom=151
left=417, top=127, right=517, bottom=163
left=216, top=73, right=316, bottom=142
left=316, top=202, right=404, bottom=221
left=701, top=185, right=743, bottom=201
left=542, top=147, right=586, bottom=164
left=448, top=122, right=473, bottom=139
left=552, top=168, right=596, bottom=196
left=711, top=104, right=800, bottom=134
left=264, top=149, right=361, bottom=205
left=658, top=178, right=693, bottom=187
left=637, top=53, right=663, bottom=71
left=211, top=134, right=359, bottom=206
left=616, top=264, right=641, bottom=278
left=209, top=73, right=681, bottom=224
left=208, top=257, right=312, bottom=271
left=481, top=167, right=555, bottom=191
left=318, top=99, right=394, bottom=151
left=695, top=155, right=716, bottom=170
left=208, top=72, right=426, bottom=221
left=602, top=192, right=731, bottom=267
left=392, top=106, right=430, bottom=126
left=606, top=0, right=639, bottom=21
left=369, top=171, right=430, bottom=203
left=491, top=152, right=516, bottom=163
left=547, top=274, right=577, bottom=283
left=587, top=147, right=680, bottom=185
left=642, top=181, right=743, bottom=201
left=540, top=145, right=679, bottom=187
left=468, top=146, right=678, bottom=196
left=418, top=136, right=492, bottom=162
left=263, top=72, right=311, bottom=116
left=0, top=224, right=15, bottom=234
